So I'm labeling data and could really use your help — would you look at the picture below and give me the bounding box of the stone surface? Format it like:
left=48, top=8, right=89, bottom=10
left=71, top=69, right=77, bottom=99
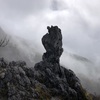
left=42, top=26, right=63, bottom=63
left=0, top=26, right=90, bottom=100
left=34, top=26, right=89, bottom=100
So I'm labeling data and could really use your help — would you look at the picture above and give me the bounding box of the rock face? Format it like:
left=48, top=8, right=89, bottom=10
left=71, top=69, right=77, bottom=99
left=0, top=26, right=90, bottom=100
left=42, top=26, right=63, bottom=63
left=0, top=58, right=34, bottom=100
left=34, top=26, right=89, bottom=100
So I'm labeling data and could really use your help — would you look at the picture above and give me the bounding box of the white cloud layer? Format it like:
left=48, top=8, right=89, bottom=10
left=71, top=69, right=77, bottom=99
left=0, top=0, right=100, bottom=63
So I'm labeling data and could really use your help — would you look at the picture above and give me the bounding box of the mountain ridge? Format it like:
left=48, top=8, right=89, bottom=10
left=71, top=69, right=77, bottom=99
left=0, top=26, right=100, bottom=96
left=0, top=26, right=92, bottom=100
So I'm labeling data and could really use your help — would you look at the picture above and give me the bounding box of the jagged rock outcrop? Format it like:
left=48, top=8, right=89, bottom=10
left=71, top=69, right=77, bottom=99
left=0, top=26, right=91, bottom=100
left=0, top=58, right=34, bottom=100
left=42, top=26, right=63, bottom=63
left=34, top=26, right=89, bottom=100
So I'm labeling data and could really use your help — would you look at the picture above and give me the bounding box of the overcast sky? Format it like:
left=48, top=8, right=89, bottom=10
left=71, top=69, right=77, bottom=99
left=0, top=0, right=100, bottom=64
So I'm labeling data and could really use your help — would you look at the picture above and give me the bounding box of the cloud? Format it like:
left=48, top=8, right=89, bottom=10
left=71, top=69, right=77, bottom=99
left=51, top=0, right=68, bottom=11
left=0, top=0, right=51, bottom=16
left=0, top=0, right=100, bottom=61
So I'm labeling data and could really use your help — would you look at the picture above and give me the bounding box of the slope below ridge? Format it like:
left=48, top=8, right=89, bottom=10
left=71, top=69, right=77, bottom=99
left=0, top=27, right=6, bottom=36
left=61, top=52, right=100, bottom=95
left=0, top=27, right=42, bottom=66
left=0, top=27, right=9, bottom=42
left=61, top=52, right=94, bottom=76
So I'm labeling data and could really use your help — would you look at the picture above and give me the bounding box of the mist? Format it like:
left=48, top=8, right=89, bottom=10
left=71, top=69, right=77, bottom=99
left=0, top=0, right=100, bottom=95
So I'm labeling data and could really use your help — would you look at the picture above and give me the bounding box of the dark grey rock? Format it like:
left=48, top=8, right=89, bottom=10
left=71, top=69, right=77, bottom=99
left=42, top=26, right=63, bottom=63
left=0, top=26, right=88, bottom=100
left=34, top=26, right=88, bottom=100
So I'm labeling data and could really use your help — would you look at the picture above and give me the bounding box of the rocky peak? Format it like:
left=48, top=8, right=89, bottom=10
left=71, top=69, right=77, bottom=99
left=0, top=26, right=91, bottom=100
left=42, top=26, right=63, bottom=64
left=34, top=26, right=90, bottom=100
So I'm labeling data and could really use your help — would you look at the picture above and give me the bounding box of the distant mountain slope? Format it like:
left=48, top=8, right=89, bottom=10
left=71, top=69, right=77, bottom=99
left=0, top=27, right=42, bottom=66
left=61, top=52, right=93, bottom=76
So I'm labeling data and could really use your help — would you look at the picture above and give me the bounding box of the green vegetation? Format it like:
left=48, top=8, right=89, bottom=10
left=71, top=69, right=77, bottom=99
left=35, top=84, right=51, bottom=100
